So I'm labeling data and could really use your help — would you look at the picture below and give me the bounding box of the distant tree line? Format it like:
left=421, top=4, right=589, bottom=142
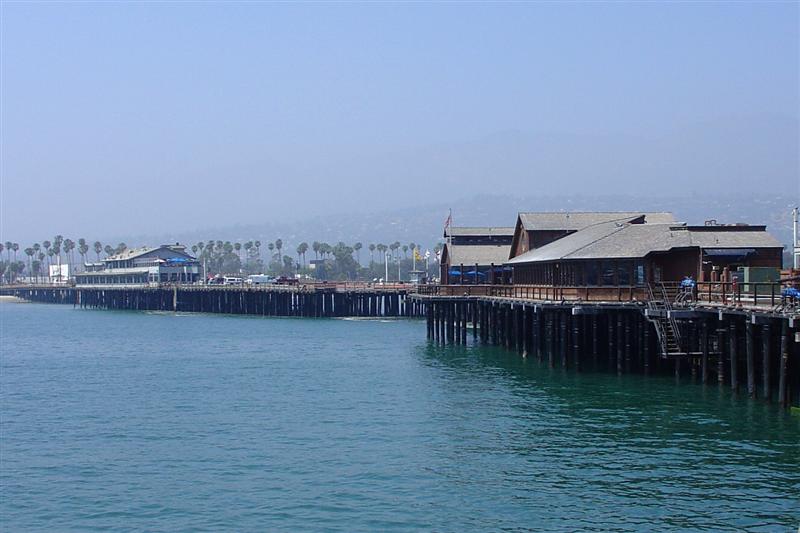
left=1, top=235, right=444, bottom=283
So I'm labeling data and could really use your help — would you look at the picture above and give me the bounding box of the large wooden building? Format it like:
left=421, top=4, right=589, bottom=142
left=507, top=219, right=783, bottom=287
left=508, top=212, right=675, bottom=259
left=440, top=226, right=514, bottom=284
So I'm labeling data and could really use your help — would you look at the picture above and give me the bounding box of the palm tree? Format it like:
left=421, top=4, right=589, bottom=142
left=53, top=235, right=63, bottom=263
left=234, top=242, right=242, bottom=260
left=312, top=241, right=320, bottom=260
left=0, top=243, right=4, bottom=261
left=78, top=239, right=88, bottom=270
left=296, top=244, right=303, bottom=266
left=104, top=245, right=114, bottom=258
left=298, top=242, right=308, bottom=266
left=254, top=240, right=261, bottom=259
left=402, top=245, right=408, bottom=258
left=320, top=243, right=331, bottom=259
left=4, top=241, right=11, bottom=262
left=12, top=243, right=19, bottom=262
left=52, top=240, right=62, bottom=279
left=267, top=242, right=275, bottom=259
left=191, top=245, right=199, bottom=255
left=47, top=248, right=55, bottom=278
left=93, top=241, right=102, bottom=261
left=275, top=239, right=283, bottom=259
left=354, top=242, right=362, bottom=265
left=32, top=259, right=41, bottom=283
left=24, top=247, right=34, bottom=282
left=368, top=243, right=376, bottom=263
left=377, top=243, right=387, bottom=263
left=63, top=239, right=74, bottom=271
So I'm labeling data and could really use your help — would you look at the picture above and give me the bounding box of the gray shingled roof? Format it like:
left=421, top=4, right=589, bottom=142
left=445, top=226, right=515, bottom=237
left=445, top=244, right=512, bottom=266
left=517, top=212, right=675, bottom=231
left=105, top=244, right=194, bottom=262
left=689, top=229, right=783, bottom=249
left=104, top=247, right=157, bottom=261
left=507, top=222, right=782, bottom=264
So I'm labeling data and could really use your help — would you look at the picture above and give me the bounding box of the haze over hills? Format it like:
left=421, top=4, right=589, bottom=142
left=2, top=116, right=797, bottom=246
left=111, top=193, right=797, bottom=260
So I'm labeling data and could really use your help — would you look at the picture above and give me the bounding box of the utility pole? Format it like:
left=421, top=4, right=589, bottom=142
left=793, top=206, right=799, bottom=269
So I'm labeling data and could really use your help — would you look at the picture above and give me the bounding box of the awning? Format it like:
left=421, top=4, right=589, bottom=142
left=448, top=268, right=487, bottom=277
left=704, top=248, right=756, bottom=257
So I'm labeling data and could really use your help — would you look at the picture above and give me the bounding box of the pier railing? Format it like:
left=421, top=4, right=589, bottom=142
left=5, top=280, right=796, bottom=310
left=417, top=284, right=649, bottom=302
left=421, top=281, right=797, bottom=310
left=692, top=281, right=787, bottom=307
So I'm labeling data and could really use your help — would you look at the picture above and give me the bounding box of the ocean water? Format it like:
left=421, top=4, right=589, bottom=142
left=1, top=302, right=798, bottom=532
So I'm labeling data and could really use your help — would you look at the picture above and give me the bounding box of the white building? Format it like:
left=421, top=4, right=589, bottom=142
left=75, top=244, right=200, bottom=287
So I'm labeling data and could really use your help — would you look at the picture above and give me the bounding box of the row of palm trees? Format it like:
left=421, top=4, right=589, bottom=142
left=187, top=239, right=425, bottom=269
left=0, top=237, right=129, bottom=283
left=2, top=234, right=440, bottom=282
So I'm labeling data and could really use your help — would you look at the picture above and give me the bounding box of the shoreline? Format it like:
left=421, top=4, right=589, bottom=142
left=0, top=295, right=27, bottom=303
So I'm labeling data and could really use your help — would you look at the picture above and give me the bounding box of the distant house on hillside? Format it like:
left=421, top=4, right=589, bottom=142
left=76, top=244, right=200, bottom=287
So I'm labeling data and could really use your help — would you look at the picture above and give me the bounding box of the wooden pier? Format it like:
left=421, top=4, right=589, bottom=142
left=3, top=281, right=798, bottom=409
left=4, top=284, right=426, bottom=318
left=413, top=284, right=800, bottom=410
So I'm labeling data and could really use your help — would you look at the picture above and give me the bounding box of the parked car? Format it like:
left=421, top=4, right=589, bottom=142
left=246, top=274, right=276, bottom=286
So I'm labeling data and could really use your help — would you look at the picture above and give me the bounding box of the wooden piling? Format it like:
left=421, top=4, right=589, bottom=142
left=730, top=321, right=738, bottom=393
left=778, top=320, right=789, bottom=408
left=746, top=321, right=756, bottom=398
left=762, top=323, right=771, bottom=401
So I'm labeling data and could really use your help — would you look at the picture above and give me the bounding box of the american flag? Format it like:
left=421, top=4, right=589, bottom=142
left=443, top=209, right=452, bottom=231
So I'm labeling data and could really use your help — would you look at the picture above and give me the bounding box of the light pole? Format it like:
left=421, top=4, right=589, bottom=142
left=384, top=252, right=390, bottom=282
left=793, top=206, right=799, bottom=269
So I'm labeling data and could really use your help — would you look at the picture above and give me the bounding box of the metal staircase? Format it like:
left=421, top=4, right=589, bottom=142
left=646, top=283, right=684, bottom=357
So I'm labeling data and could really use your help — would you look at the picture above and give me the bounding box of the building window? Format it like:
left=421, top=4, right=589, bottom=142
left=586, top=262, right=598, bottom=285
left=634, top=262, right=645, bottom=285
left=617, top=261, right=631, bottom=285
left=600, top=261, right=615, bottom=285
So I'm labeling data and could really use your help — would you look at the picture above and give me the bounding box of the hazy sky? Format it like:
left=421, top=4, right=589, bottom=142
left=2, top=2, right=798, bottom=243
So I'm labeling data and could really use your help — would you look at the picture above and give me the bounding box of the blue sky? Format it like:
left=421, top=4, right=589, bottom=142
left=2, top=2, right=798, bottom=242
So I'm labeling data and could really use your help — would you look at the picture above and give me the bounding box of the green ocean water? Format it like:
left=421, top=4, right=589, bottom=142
left=1, top=302, right=798, bottom=531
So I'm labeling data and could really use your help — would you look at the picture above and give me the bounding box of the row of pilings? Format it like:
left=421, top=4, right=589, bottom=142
left=423, top=297, right=799, bottom=409
left=7, top=287, right=427, bottom=318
